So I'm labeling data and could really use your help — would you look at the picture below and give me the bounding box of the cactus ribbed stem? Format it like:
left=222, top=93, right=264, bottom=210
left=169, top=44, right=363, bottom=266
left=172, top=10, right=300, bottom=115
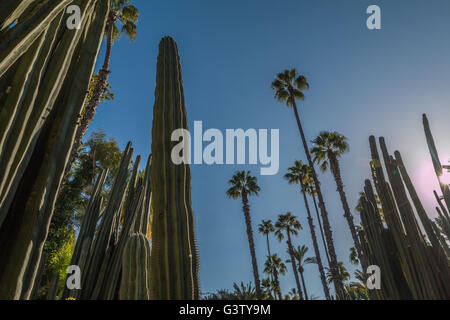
left=119, top=233, right=151, bottom=300
left=0, top=0, right=109, bottom=300
left=150, top=36, right=200, bottom=300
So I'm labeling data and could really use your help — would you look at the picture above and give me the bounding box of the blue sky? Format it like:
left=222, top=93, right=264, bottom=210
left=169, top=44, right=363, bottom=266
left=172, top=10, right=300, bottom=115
left=87, top=0, right=450, bottom=298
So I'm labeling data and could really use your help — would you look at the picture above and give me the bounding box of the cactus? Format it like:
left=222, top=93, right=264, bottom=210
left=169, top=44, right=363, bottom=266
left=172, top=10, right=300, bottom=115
left=0, top=0, right=72, bottom=78
left=150, top=36, right=200, bottom=300
left=358, top=130, right=450, bottom=300
left=62, top=147, right=153, bottom=300
left=423, top=114, right=450, bottom=211
left=119, top=233, right=151, bottom=300
left=0, top=0, right=37, bottom=32
left=0, top=0, right=110, bottom=299
left=46, top=273, right=60, bottom=300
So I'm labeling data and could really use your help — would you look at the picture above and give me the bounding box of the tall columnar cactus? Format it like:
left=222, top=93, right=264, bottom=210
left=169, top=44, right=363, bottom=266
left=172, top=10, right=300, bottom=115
left=119, top=233, right=151, bottom=300
left=150, top=36, right=200, bottom=300
left=0, top=0, right=110, bottom=300
left=358, top=131, right=450, bottom=300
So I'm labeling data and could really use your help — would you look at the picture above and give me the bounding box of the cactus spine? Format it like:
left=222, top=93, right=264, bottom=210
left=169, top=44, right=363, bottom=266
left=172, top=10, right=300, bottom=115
left=150, top=36, right=200, bottom=300
left=119, top=233, right=151, bottom=300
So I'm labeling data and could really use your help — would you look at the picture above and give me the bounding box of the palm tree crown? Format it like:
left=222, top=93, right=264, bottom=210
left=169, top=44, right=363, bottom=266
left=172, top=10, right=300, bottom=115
left=274, top=212, right=302, bottom=240
left=258, top=220, right=274, bottom=236
left=271, top=69, right=309, bottom=107
left=111, top=0, right=139, bottom=42
left=311, top=131, right=349, bottom=172
left=284, top=160, right=314, bottom=189
left=264, top=254, right=287, bottom=276
left=290, top=245, right=317, bottom=273
left=226, top=171, right=260, bottom=199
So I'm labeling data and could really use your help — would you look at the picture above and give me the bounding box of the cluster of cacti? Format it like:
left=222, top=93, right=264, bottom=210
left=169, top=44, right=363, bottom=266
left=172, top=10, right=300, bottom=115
left=61, top=37, right=200, bottom=300
left=63, top=144, right=152, bottom=300
left=150, top=36, right=200, bottom=300
left=0, top=0, right=110, bottom=300
left=357, top=115, right=450, bottom=300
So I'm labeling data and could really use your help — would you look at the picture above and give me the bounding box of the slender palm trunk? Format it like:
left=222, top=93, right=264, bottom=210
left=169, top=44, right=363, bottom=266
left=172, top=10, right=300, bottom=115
left=286, top=232, right=304, bottom=300
left=265, top=235, right=272, bottom=258
left=299, top=269, right=309, bottom=300
left=265, top=235, right=274, bottom=285
left=289, top=91, right=345, bottom=298
left=241, top=190, right=262, bottom=299
left=300, top=183, right=331, bottom=299
left=273, top=268, right=282, bottom=300
left=329, top=151, right=367, bottom=272
left=311, top=193, right=331, bottom=266
left=62, top=10, right=116, bottom=185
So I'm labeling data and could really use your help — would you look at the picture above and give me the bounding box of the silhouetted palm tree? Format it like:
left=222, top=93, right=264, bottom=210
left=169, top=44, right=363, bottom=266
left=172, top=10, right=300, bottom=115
left=289, top=245, right=317, bottom=300
left=226, top=171, right=262, bottom=299
left=271, top=69, right=344, bottom=297
left=275, top=212, right=304, bottom=300
left=285, top=161, right=331, bottom=299
left=311, top=131, right=367, bottom=272
left=258, top=220, right=275, bottom=284
left=264, top=254, right=286, bottom=300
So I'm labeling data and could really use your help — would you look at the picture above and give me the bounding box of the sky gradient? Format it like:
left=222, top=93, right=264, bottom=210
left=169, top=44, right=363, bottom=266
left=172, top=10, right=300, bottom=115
left=86, top=0, right=450, bottom=298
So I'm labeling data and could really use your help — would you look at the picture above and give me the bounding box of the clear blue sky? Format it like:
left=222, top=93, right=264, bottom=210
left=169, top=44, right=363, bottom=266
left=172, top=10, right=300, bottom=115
left=87, top=0, right=450, bottom=298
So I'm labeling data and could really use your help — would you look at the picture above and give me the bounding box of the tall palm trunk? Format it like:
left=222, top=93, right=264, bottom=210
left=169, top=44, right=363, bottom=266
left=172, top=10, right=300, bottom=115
left=311, top=193, right=331, bottom=266
left=241, top=190, right=262, bottom=299
left=300, top=183, right=331, bottom=299
left=273, top=268, right=282, bottom=300
left=62, top=10, right=116, bottom=184
left=298, top=268, right=309, bottom=300
left=265, top=235, right=274, bottom=287
left=328, top=151, right=367, bottom=272
left=286, top=232, right=304, bottom=300
left=289, top=89, right=345, bottom=298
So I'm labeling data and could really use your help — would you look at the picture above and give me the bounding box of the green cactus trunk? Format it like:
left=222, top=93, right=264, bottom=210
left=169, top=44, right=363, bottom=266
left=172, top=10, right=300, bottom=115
left=150, top=36, right=200, bottom=300
left=0, top=0, right=109, bottom=300
left=119, top=233, right=151, bottom=300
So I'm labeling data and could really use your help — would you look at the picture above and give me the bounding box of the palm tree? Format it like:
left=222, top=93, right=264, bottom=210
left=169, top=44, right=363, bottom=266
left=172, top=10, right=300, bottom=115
left=258, top=220, right=274, bottom=285
left=64, top=0, right=139, bottom=181
left=232, top=282, right=257, bottom=300
left=258, top=220, right=275, bottom=259
left=271, top=69, right=344, bottom=297
left=261, top=278, right=274, bottom=300
left=303, top=176, right=331, bottom=265
left=326, top=262, right=350, bottom=285
left=289, top=245, right=317, bottom=300
left=311, top=131, right=367, bottom=272
left=264, top=254, right=286, bottom=300
left=285, top=161, right=331, bottom=299
left=274, top=212, right=304, bottom=300
left=226, top=171, right=262, bottom=299
left=288, top=288, right=300, bottom=300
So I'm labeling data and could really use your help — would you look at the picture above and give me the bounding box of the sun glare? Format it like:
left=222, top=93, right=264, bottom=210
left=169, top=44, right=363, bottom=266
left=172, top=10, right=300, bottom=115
left=439, top=171, right=450, bottom=186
